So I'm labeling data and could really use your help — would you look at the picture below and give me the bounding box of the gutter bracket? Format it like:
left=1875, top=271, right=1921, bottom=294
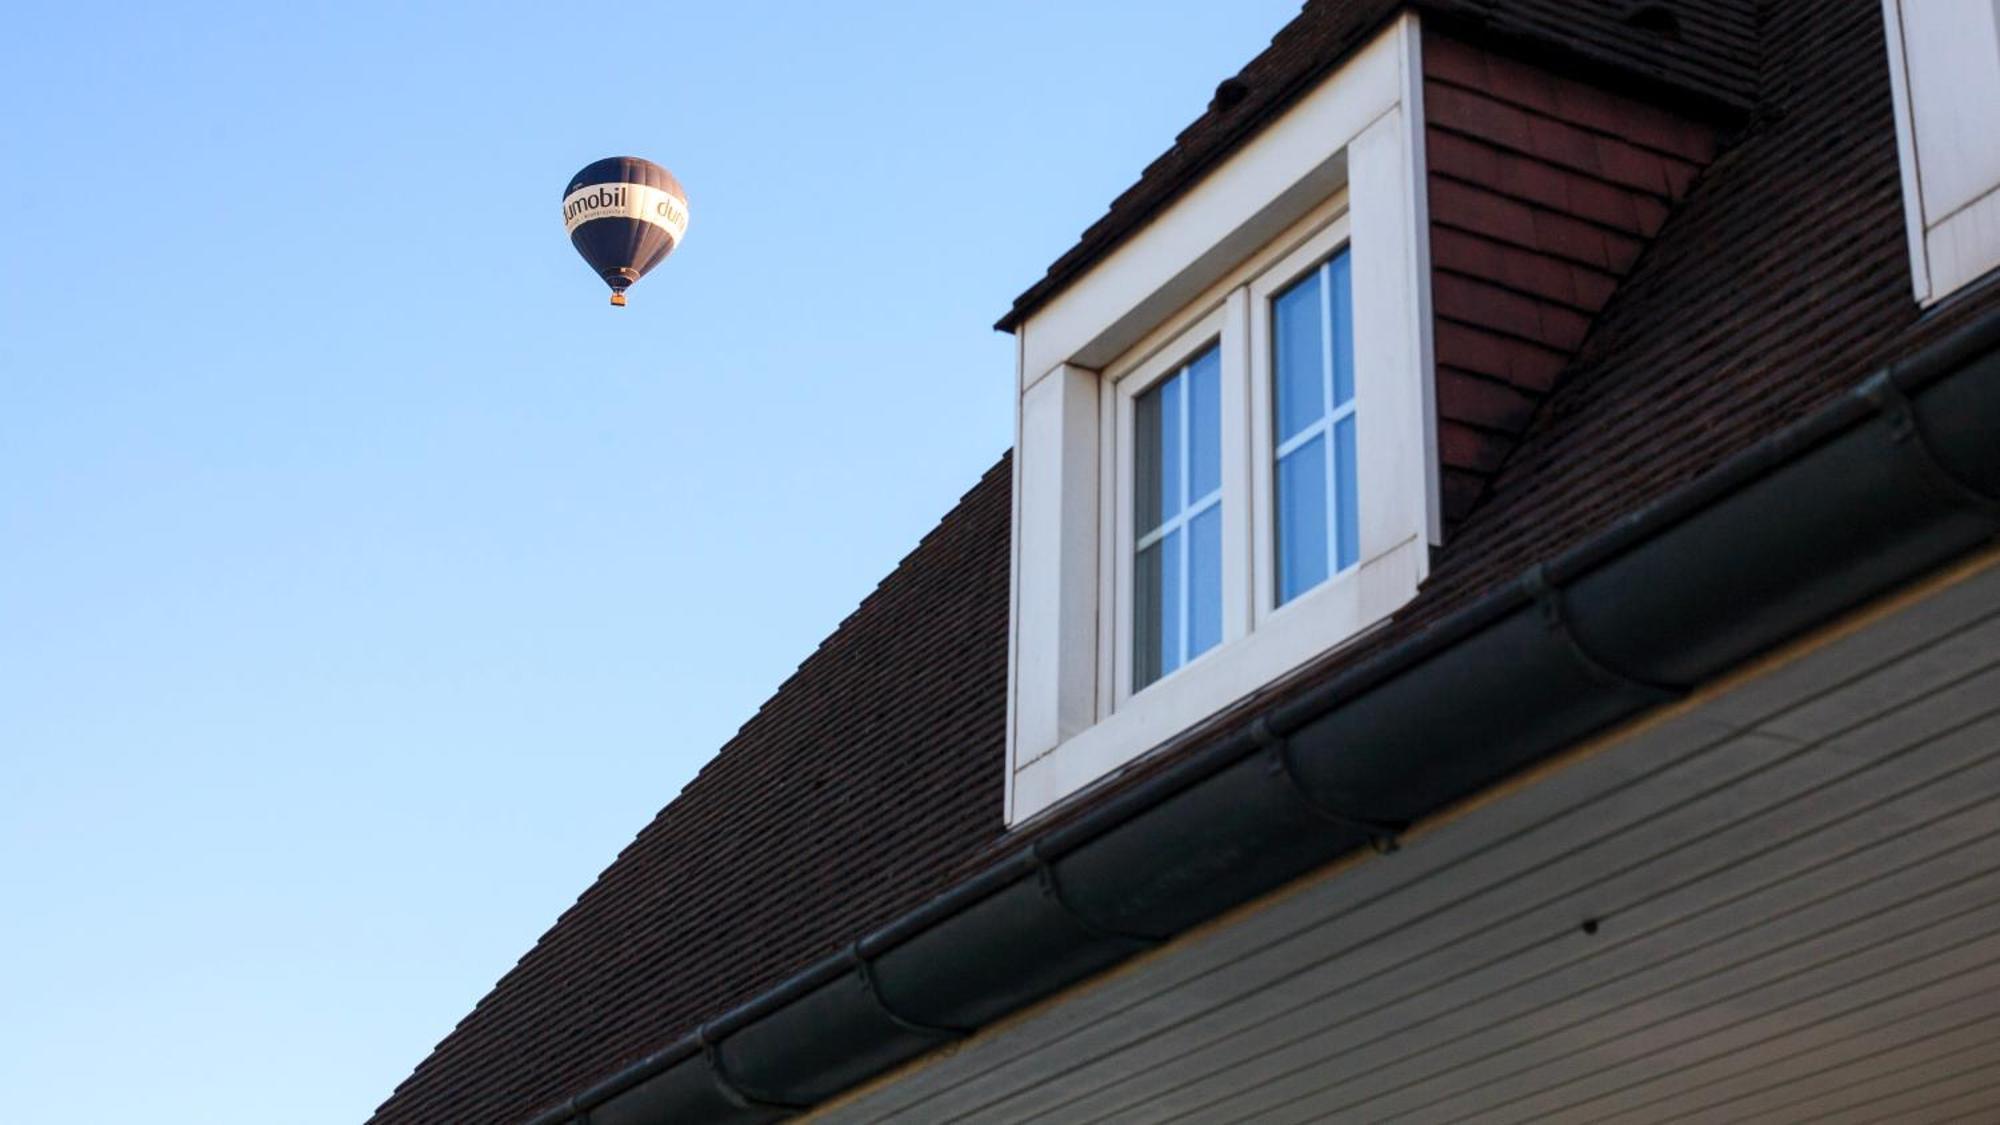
left=1251, top=717, right=1407, bottom=854
left=1521, top=565, right=1685, bottom=702
left=847, top=943, right=971, bottom=1040
left=697, top=1024, right=810, bottom=1114
left=568, top=1096, right=589, bottom=1124
left=1028, top=842, right=1166, bottom=946
left=1860, top=373, right=2000, bottom=524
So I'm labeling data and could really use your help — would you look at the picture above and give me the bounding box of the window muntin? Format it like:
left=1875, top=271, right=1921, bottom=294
left=1133, top=343, right=1224, bottom=690
left=1271, top=250, right=1358, bottom=605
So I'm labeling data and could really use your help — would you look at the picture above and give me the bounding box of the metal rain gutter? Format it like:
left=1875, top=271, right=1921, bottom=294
left=527, top=309, right=2000, bottom=1125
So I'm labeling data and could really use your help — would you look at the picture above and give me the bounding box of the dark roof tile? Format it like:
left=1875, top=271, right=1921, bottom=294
left=367, top=461, right=1015, bottom=1125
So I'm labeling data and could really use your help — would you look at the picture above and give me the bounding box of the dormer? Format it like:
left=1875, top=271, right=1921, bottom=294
left=1001, top=8, right=1731, bottom=824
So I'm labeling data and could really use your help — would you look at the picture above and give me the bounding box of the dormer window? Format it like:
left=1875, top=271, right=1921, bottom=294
left=1004, top=16, right=1437, bottom=824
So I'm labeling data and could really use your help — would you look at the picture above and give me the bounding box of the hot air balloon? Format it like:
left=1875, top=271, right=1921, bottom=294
left=561, top=156, right=689, bottom=307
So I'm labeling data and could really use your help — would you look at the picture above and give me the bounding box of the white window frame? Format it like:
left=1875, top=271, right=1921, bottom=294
left=1107, top=214, right=1383, bottom=706
left=1080, top=203, right=1424, bottom=763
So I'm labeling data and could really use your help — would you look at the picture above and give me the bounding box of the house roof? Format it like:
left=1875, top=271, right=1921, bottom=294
left=368, top=2, right=2000, bottom=1122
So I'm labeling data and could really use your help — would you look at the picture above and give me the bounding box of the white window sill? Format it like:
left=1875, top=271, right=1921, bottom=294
left=1011, top=532, right=1425, bottom=824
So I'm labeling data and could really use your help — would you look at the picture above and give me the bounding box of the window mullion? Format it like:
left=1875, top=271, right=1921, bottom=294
left=1177, top=367, right=1192, bottom=669
left=1319, top=261, right=1339, bottom=577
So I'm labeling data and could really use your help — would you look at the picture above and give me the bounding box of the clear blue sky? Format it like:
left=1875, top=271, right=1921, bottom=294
left=0, top=3, right=1303, bottom=1121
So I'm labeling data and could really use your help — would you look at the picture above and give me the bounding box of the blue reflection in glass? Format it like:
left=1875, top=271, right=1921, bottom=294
left=1272, top=270, right=1324, bottom=443
left=1188, top=504, right=1222, bottom=658
left=1330, top=251, right=1354, bottom=407
left=1135, top=537, right=1164, bottom=688
left=1135, top=385, right=1162, bottom=534
left=1158, top=527, right=1183, bottom=678
left=1188, top=345, right=1221, bottom=501
left=1276, top=433, right=1329, bottom=604
left=1335, top=413, right=1359, bottom=571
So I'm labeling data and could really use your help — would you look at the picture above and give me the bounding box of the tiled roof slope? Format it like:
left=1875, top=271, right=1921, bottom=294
left=995, top=0, right=1760, bottom=332
left=367, top=460, right=1012, bottom=1125
left=1424, top=30, right=1722, bottom=524
left=373, top=2, right=2000, bottom=1121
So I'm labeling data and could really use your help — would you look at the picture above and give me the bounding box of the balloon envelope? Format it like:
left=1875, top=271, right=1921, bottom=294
left=562, top=156, right=689, bottom=306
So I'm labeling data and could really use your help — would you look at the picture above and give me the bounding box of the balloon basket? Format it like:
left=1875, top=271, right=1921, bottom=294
left=609, top=292, right=627, bottom=307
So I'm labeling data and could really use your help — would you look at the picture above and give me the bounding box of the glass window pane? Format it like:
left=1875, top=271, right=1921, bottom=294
left=1276, top=434, right=1329, bottom=605
left=1272, top=269, right=1325, bottom=444
left=1133, top=527, right=1186, bottom=690
left=1187, top=345, right=1222, bottom=502
left=1188, top=503, right=1222, bottom=659
left=1134, top=536, right=1165, bottom=689
left=1335, top=413, right=1359, bottom=572
left=1135, top=375, right=1175, bottom=534
left=1330, top=250, right=1354, bottom=408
